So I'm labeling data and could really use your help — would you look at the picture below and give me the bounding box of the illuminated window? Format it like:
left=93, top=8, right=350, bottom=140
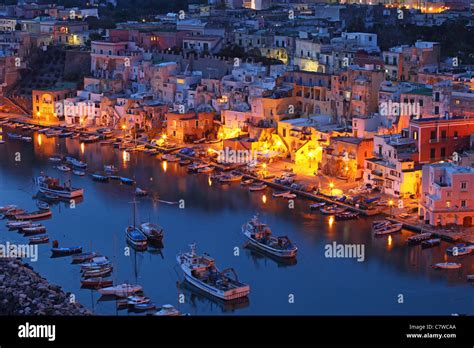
left=446, top=201, right=451, bottom=208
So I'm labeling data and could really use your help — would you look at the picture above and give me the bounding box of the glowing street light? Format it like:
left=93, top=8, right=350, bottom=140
left=389, top=199, right=394, bottom=217
left=308, top=151, right=314, bottom=168
left=329, top=182, right=334, bottom=197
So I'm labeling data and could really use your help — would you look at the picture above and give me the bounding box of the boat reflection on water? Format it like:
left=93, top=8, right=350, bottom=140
left=244, top=245, right=298, bottom=268
left=179, top=281, right=250, bottom=313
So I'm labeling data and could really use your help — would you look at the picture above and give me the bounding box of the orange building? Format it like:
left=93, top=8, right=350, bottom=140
left=32, top=84, right=76, bottom=123
left=166, top=110, right=215, bottom=143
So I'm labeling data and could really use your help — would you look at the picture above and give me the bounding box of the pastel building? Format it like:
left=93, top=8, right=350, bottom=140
left=420, top=163, right=474, bottom=227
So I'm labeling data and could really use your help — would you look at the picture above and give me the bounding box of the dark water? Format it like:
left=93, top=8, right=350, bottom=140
left=0, top=128, right=473, bottom=315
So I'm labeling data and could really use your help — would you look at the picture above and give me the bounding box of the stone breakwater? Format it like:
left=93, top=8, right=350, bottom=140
left=0, top=258, right=91, bottom=315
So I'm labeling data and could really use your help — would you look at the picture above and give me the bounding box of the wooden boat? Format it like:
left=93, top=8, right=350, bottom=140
left=132, top=303, right=156, bottom=312
left=179, top=159, right=192, bottom=166
left=21, top=136, right=32, bottom=142
left=7, top=133, right=23, bottom=139
left=36, top=201, right=50, bottom=210
left=187, top=162, right=209, bottom=173
left=135, top=187, right=148, bottom=197
left=197, top=166, right=214, bottom=174
left=35, top=174, right=84, bottom=199
left=0, top=204, right=18, bottom=213
left=320, top=205, right=346, bottom=215
left=2, top=208, right=26, bottom=219
left=81, top=135, right=99, bottom=143
left=309, top=202, right=325, bottom=210
left=82, top=266, right=113, bottom=278
left=335, top=211, right=359, bottom=220
left=6, top=220, right=32, bottom=229
left=66, top=157, right=87, bottom=169
left=140, top=222, right=164, bottom=243
left=15, top=209, right=52, bottom=221
left=120, top=177, right=135, bottom=185
left=154, top=304, right=181, bottom=316
left=48, top=156, right=63, bottom=163
left=22, top=225, right=47, bottom=236
left=272, top=190, right=291, bottom=198
left=162, top=154, right=180, bottom=162
left=29, top=235, right=50, bottom=244
left=81, top=277, right=113, bottom=288
left=432, top=262, right=462, bottom=270
left=373, top=222, right=403, bottom=236
left=421, top=238, right=441, bottom=249
left=126, top=226, right=147, bottom=250
left=104, top=165, right=118, bottom=173
left=249, top=184, right=267, bottom=192
left=38, top=128, right=51, bottom=134
left=71, top=252, right=99, bottom=264
left=80, top=256, right=110, bottom=268
left=56, top=165, right=71, bottom=172
left=98, top=284, right=143, bottom=297
left=407, top=232, right=432, bottom=245
left=73, top=170, right=85, bottom=176
left=51, top=241, right=82, bottom=257
left=242, top=215, right=297, bottom=258
left=58, top=132, right=73, bottom=138
left=219, top=174, right=243, bottom=183
left=177, top=244, right=250, bottom=301
left=91, top=173, right=109, bottom=182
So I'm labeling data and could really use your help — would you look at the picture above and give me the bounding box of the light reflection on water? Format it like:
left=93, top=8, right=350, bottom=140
left=0, top=131, right=473, bottom=316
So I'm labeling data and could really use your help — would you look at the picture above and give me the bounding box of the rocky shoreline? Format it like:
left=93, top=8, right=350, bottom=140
left=0, top=258, right=91, bottom=315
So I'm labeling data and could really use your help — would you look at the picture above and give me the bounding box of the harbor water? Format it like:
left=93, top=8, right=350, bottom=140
left=1, top=129, right=473, bottom=315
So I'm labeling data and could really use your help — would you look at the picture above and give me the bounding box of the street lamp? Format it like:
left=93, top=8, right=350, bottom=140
left=329, top=182, right=334, bottom=197
left=308, top=151, right=314, bottom=169
left=262, top=163, right=267, bottom=178
left=389, top=199, right=394, bottom=217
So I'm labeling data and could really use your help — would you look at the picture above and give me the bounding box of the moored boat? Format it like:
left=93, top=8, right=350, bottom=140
left=22, top=225, right=47, bottom=236
left=91, top=173, right=109, bottom=182
left=421, top=238, right=441, bottom=248
left=139, top=222, right=164, bottom=244
left=154, top=304, right=181, bottom=316
left=320, top=205, right=346, bottom=215
left=81, top=277, right=113, bottom=288
left=29, top=235, right=50, bottom=244
left=36, top=201, right=50, bottom=210
left=162, top=154, right=180, bottom=162
left=407, top=232, right=432, bottom=245
left=72, top=252, right=99, bottom=264
left=432, top=262, right=462, bottom=270
left=309, top=202, right=326, bottom=210
left=249, top=183, right=267, bottom=192
left=373, top=222, right=403, bottom=236
left=242, top=215, right=297, bottom=258
left=135, top=187, right=148, bottom=197
left=15, top=209, right=52, bottom=221
left=176, top=244, right=250, bottom=301
left=82, top=266, right=113, bottom=278
left=335, top=211, right=359, bottom=220
left=56, top=165, right=71, bottom=172
left=51, top=246, right=83, bottom=257
left=73, top=170, right=85, bottom=176
left=98, top=284, right=143, bottom=297
left=35, top=174, right=84, bottom=199
left=6, top=220, right=32, bottom=230
left=120, top=177, right=135, bottom=185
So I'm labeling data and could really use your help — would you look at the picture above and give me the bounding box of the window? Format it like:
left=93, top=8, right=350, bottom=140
left=461, top=200, right=467, bottom=208
left=282, top=128, right=286, bottom=137
left=430, top=131, right=436, bottom=140
left=419, top=99, right=423, bottom=107
left=430, top=148, right=435, bottom=159
left=441, top=147, right=446, bottom=158
left=454, top=131, right=458, bottom=139
left=446, top=201, right=451, bottom=208
left=461, top=182, right=468, bottom=191
left=413, top=130, right=418, bottom=140
left=435, top=92, right=440, bottom=102
left=434, top=106, right=439, bottom=114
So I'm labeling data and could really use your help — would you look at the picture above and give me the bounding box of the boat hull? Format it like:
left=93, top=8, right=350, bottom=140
left=182, top=272, right=250, bottom=301
left=39, top=187, right=84, bottom=199
left=244, top=233, right=297, bottom=258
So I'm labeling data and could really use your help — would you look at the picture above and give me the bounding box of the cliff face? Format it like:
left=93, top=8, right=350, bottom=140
left=0, top=258, right=91, bottom=316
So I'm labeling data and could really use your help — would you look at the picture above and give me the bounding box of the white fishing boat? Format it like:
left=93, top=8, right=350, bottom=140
left=135, top=187, right=148, bottom=197
left=432, top=262, right=462, bottom=270
left=56, top=165, right=71, bottom=172
left=242, top=215, right=297, bottom=258
left=73, top=170, right=85, bottom=176
left=35, top=174, right=84, bottom=198
left=154, top=304, right=181, bottom=316
left=6, top=220, right=33, bottom=230
left=176, top=244, right=250, bottom=301
left=98, top=284, right=143, bottom=297
left=104, top=164, right=118, bottom=173
left=0, top=205, right=18, bottom=213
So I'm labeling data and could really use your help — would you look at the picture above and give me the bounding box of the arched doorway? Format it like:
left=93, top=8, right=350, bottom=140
left=463, top=216, right=472, bottom=227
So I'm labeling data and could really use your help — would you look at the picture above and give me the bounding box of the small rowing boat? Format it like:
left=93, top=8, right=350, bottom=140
left=98, top=284, right=143, bottom=297
left=81, top=277, right=113, bottom=288
left=140, top=222, right=164, bottom=243
left=15, top=209, right=52, bottom=221
left=407, top=232, right=432, bottom=245
left=249, top=183, right=267, bottom=192
left=22, top=225, right=47, bottom=236
left=120, top=177, right=135, bottom=185
left=432, top=262, right=462, bottom=270
left=36, top=201, right=50, bottom=210
left=91, top=173, right=109, bottom=182
left=135, top=187, right=148, bottom=197
left=56, top=165, right=71, bottom=172
left=373, top=222, right=403, bottom=236
left=51, top=241, right=82, bottom=257
left=71, top=252, right=99, bottom=264
left=29, top=235, right=50, bottom=244
left=421, top=238, right=441, bottom=248
left=73, top=170, right=85, bottom=176
left=6, top=220, right=32, bottom=230
left=309, top=202, right=325, bottom=210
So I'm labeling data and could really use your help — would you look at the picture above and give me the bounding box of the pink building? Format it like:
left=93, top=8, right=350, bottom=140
left=419, top=162, right=474, bottom=227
